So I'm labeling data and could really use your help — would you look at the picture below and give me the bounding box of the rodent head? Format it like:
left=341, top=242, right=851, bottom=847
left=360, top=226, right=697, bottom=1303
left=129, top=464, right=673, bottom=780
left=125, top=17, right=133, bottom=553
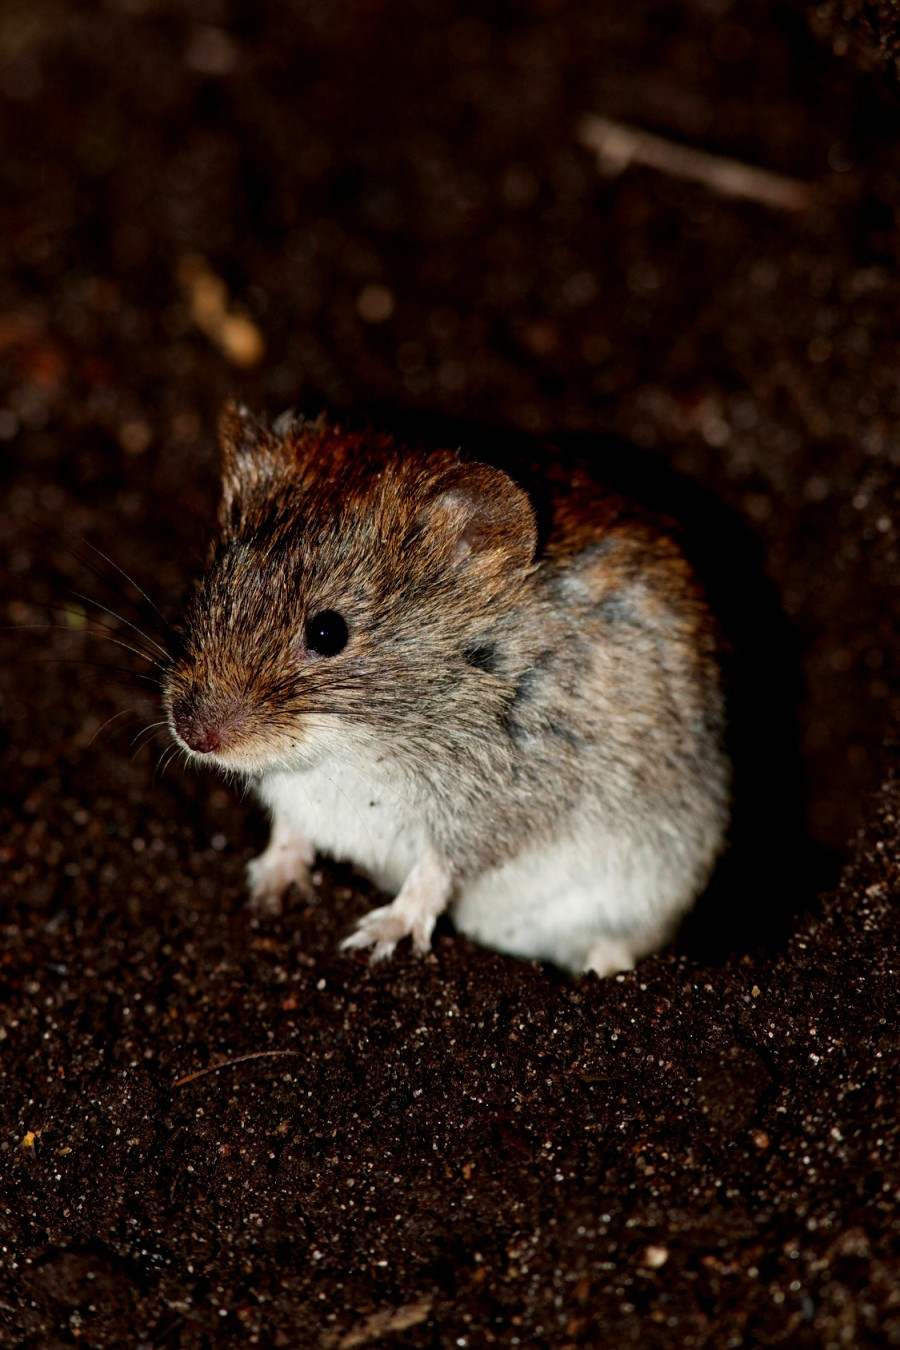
left=164, top=404, right=538, bottom=774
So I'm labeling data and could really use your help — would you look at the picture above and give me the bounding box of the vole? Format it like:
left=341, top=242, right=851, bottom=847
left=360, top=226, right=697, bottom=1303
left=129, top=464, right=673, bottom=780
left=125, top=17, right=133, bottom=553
left=163, top=404, right=730, bottom=975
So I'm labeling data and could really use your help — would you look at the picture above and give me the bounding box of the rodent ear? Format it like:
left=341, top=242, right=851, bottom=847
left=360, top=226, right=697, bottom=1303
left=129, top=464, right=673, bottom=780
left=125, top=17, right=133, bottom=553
left=218, top=401, right=278, bottom=528
left=420, top=463, right=537, bottom=573
left=218, top=401, right=273, bottom=476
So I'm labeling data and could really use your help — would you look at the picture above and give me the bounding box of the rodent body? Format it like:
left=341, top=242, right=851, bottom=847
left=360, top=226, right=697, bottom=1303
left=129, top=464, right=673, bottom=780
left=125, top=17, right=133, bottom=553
left=164, top=404, right=730, bottom=975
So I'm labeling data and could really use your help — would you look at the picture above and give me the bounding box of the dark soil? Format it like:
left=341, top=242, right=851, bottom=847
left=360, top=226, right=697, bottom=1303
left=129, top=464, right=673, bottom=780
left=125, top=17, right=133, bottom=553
left=3, top=1, right=900, bottom=1346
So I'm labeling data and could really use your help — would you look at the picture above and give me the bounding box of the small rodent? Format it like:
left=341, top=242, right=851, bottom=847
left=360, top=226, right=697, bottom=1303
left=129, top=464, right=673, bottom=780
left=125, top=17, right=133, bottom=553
left=163, top=404, right=730, bottom=976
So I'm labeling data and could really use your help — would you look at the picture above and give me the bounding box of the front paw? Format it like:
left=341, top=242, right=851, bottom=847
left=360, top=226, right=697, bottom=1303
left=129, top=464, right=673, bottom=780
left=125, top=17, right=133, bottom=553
left=341, top=900, right=437, bottom=963
left=246, top=852, right=315, bottom=917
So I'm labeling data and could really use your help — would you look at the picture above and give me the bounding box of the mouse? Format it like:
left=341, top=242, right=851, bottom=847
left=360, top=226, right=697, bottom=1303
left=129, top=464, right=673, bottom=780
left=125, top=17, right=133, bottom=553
left=162, top=403, right=731, bottom=976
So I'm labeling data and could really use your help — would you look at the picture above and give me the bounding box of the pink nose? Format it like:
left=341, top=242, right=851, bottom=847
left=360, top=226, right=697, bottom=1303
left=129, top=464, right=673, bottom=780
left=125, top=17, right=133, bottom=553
left=171, top=690, right=246, bottom=755
left=179, top=721, right=223, bottom=755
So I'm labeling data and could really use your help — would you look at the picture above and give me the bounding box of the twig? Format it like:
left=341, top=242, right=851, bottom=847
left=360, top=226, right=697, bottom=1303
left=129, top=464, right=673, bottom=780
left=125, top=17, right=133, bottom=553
left=577, top=113, right=814, bottom=212
left=172, top=1049, right=299, bottom=1087
left=321, top=1300, right=434, bottom=1349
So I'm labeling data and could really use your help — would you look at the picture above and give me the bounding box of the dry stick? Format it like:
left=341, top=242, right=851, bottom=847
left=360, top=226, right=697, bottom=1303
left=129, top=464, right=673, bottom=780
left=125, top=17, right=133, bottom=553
left=172, top=1049, right=299, bottom=1087
left=577, top=113, right=814, bottom=212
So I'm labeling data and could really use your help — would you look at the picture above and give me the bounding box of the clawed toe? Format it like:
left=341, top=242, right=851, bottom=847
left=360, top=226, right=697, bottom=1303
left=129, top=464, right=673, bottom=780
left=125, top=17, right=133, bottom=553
left=341, top=903, right=434, bottom=961
left=340, top=847, right=452, bottom=963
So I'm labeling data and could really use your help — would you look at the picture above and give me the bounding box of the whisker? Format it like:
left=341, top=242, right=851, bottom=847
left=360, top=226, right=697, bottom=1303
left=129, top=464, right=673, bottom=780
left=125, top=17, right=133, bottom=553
left=72, top=535, right=173, bottom=632
left=56, top=612, right=165, bottom=668
left=132, top=727, right=170, bottom=763
left=43, top=534, right=175, bottom=654
left=132, top=720, right=171, bottom=750
left=57, top=542, right=163, bottom=629
left=68, top=591, right=170, bottom=661
left=4, top=655, right=160, bottom=688
left=86, top=708, right=136, bottom=748
left=4, top=623, right=161, bottom=667
left=155, top=744, right=180, bottom=784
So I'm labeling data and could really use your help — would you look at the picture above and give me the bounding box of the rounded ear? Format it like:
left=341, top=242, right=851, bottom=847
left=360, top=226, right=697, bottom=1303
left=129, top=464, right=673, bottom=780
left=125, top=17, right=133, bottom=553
left=418, top=462, right=537, bottom=573
left=218, top=400, right=273, bottom=476
left=217, top=401, right=281, bottom=529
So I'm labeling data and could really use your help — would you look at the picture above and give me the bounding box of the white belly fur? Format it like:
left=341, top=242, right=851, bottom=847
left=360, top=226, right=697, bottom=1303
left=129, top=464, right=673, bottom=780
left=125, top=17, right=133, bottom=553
left=452, top=830, right=681, bottom=970
left=257, top=758, right=688, bottom=972
left=257, top=759, right=427, bottom=896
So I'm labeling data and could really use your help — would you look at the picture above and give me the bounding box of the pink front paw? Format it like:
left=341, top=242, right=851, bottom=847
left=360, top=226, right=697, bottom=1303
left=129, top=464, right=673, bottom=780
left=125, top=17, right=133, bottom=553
left=246, top=842, right=315, bottom=917
left=341, top=901, right=437, bottom=963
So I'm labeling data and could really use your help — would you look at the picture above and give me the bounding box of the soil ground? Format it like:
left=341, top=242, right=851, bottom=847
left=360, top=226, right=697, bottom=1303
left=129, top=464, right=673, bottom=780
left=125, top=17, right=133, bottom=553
left=2, top=1, right=900, bottom=1345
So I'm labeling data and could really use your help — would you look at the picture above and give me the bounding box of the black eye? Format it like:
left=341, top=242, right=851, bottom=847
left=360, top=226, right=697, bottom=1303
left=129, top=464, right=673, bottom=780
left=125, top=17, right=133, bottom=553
left=305, top=609, right=349, bottom=657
